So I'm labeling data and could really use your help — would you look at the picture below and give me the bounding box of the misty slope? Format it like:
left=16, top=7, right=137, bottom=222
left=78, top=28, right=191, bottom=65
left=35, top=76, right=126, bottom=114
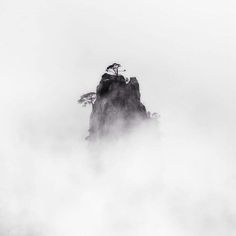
left=87, top=73, right=148, bottom=140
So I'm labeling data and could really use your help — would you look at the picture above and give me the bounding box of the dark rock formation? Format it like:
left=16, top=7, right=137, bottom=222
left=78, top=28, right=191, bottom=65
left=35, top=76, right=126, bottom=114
left=87, top=73, right=148, bottom=140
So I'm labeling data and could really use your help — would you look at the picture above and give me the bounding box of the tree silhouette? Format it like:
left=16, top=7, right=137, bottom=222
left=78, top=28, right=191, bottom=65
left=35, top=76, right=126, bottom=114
left=78, top=92, right=96, bottom=107
left=106, top=63, right=126, bottom=76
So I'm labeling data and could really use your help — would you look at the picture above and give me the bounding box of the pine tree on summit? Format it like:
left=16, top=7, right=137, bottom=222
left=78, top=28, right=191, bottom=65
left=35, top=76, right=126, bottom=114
left=106, top=63, right=126, bottom=76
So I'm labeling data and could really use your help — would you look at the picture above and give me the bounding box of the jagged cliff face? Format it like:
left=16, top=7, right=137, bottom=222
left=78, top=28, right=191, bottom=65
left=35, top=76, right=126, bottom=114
left=88, top=73, right=147, bottom=140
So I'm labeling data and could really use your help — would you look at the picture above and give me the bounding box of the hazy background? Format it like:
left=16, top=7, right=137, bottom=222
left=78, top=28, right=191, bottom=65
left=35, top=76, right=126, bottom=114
left=1, top=0, right=236, bottom=235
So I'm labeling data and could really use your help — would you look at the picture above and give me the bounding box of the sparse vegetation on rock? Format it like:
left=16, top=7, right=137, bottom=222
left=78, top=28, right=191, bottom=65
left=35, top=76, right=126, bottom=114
left=78, top=64, right=158, bottom=140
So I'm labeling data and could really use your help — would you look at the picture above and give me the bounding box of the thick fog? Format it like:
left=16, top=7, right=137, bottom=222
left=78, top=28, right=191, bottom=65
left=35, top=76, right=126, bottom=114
left=1, top=0, right=236, bottom=235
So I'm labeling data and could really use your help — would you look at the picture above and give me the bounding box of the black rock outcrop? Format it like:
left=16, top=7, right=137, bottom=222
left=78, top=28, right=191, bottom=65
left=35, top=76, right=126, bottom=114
left=87, top=73, right=148, bottom=140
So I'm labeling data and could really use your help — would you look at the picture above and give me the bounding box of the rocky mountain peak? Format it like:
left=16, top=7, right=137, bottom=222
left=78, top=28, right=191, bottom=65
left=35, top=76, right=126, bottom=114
left=79, top=65, right=157, bottom=140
